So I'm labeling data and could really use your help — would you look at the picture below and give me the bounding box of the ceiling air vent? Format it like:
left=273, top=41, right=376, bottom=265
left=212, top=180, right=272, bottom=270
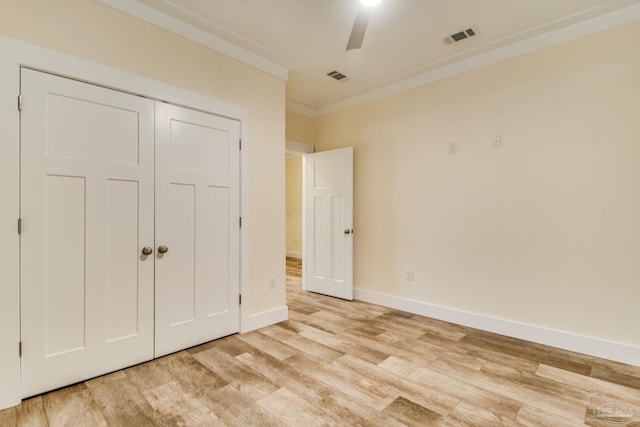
left=444, top=27, right=477, bottom=44
left=327, top=70, right=348, bottom=81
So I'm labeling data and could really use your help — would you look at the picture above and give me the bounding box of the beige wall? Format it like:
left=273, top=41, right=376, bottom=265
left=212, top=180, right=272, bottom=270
left=286, top=109, right=315, bottom=146
left=0, top=0, right=286, bottom=316
left=286, top=156, right=303, bottom=257
left=314, top=21, right=640, bottom=346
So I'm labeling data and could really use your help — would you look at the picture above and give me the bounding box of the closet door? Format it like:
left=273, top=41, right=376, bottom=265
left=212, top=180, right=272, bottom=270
left=20, top=69, right=155, bottom=397
left=155, top=103, right=240, bottom=357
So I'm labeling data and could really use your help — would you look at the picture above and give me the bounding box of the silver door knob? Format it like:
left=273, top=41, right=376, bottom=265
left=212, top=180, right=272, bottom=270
left=158, top=245, right=169, bottom=254
left=141, top=246, right=153, bottom=256
left=344, top=229, right=351, bottom=235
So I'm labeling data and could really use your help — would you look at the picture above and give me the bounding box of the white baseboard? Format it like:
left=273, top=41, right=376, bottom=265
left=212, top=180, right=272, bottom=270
left=241, top=305, right=288, bottom=333
left=286, top=251, right=302, bottom=259
left=354, top=288, right=640, bottom=367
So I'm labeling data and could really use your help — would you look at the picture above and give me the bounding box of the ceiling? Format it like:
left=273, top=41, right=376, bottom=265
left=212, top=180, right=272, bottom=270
left=102, top=0, right=640, bottom=114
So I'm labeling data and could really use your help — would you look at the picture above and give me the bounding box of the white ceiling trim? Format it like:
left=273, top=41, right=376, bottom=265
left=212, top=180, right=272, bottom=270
left=285, top=100, right=318, bottom=118
left=290, top=2, right=640, bottom=118
left=96, top=0, right=640, bottom=117
left=96, top=0, right=289, bottom=81
left=285, top=140, right=314, bottom=154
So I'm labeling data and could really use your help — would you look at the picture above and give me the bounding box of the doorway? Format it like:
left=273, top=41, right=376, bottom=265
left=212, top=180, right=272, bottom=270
left=284, top=141, right=354, bottom=301
left=285, top=140, right=313, bottom=298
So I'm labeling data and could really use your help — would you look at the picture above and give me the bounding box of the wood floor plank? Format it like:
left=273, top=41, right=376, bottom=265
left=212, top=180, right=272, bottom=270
left=258, top=323, right=344, bottom=364
left=15, top=396, right=47, bottom=427
left=460, top=331, right=593, bottom=376
left=589, top=363, right=640, bottom=390
left=234, top=350, right=326, bottom=403
left=0, top=406, right=17, bottom=427
left=156, top=351, right=228, bottom=397
left=411, top=367, right=522, bottom=421
left=41, top=383, right=107, bottom=427
left=341, top=328, right=442, bottom=367
left=382, top=396, right=441, bottom=425
left=418, top=331, right=541, bottom=375
left=235, top=349, right=389, bottom=426
left=198, top=383, right=282, bottom=426
left=412, top=318, right=471, bottom=341
left=236, top=330, right=300, bottom=361
left=193, top=346, right=279, bottom=401
left=366, top=313, right=436, bottom=339
left=85, top=371, right=159, bottom=426
left=335, top=353, right=460, bottom=416
left=257, top=388, right=337, bottom=427
left=123, top=357, right=176, bottom=391
left=516, top=404, right=589, bottom=427
left=142, top=380, right=222, bottom=426
left=439, top=400, right=519, bottom=427
left=430, top=358, right=587, bottom=423
left=294, top=321, right=390, bottom=365
left=286, top=353, right=399, bottom=412
left=378, top=355, right=424, bottom=378
left=535, top=363, right=640, bottom=408
left=215, top=334, right=261, bottom=357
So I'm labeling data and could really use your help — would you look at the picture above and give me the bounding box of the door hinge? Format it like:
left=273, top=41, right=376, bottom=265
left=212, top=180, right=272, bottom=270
left=239, top=217, right=242, bottom=228
left=17, top=218, right=22, bottom=235
left=239, top=139, right=242, bottom=150
left=239, top=294, right=242, bottom=305
left=18, top=94, right=22, bottom=111
left=18, top=342, right=22, bottom=358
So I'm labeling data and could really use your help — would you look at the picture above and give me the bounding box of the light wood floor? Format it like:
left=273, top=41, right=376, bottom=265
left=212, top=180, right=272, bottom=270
left=2, top=258, right=639, bottom=426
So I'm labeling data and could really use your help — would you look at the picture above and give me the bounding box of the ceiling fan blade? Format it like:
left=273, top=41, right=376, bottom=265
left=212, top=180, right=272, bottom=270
left=346, top=6, right=371, bottom=51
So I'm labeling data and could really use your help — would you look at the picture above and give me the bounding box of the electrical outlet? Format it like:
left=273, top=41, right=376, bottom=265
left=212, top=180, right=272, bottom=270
left=448, top=142, right=457, bottom=155
left=404, top=269, right=414, bottom=281
left=492, top=134, right=502, bottom=148
left=269, top=275, right=276, bottom=289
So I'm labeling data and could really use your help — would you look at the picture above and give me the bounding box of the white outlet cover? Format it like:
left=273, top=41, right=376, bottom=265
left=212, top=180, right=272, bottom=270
left=448, top=142, right=457, bottom=154
left=404, top=269, right=414, bottom=281
left=492, top=135, right=502, bottom=148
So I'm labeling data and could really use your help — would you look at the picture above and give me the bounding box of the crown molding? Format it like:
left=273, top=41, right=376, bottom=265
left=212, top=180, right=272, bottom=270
left=293, top=2, right=640, bottom=118
left=97, top=0, right=640, bottom=117
left=96, top=0, right=289, bottom=81
left=285, top=100, right=318, bottom=117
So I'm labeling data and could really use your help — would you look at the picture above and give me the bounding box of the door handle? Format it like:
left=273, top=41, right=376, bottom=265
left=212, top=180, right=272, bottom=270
left=141, top=246, right=153, bottom=256
left=344, top=229, right=353, bottom=235
left=158, top=245, right=169, bottom=254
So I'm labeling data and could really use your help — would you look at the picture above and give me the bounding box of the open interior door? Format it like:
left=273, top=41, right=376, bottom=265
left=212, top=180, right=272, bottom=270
left=304, top=147, right=353, bottom=300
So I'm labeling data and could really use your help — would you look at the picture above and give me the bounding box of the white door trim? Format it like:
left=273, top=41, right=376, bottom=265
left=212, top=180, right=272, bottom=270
left=0, top=34, right=251, bottom=410
left=0, top=59, right=21, bottom=411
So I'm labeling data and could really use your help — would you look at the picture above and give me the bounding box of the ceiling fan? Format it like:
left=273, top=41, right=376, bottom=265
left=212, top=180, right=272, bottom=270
left=346, top=0, right=382, bottom=51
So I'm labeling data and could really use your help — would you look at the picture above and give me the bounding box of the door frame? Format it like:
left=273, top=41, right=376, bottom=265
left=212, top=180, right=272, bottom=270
left=0, top=34, right=251, bottom=410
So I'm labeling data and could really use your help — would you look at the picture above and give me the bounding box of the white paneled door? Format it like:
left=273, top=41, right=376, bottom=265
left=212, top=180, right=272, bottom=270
left=155, top=103, right=240, bottom=357
left=305, top=147, right=354, bottom=300
left=20, top=69, right=241, bottom=397
left=20, top=69, right=156, bottom=397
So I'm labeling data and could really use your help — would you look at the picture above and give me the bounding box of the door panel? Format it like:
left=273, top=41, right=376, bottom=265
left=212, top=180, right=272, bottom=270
left=203, top=186, right=231, bottom=316
left=105, top=179, right=142, bottom=342
left=305, top=148, right=354, bottom=300
left=20, top=69, right=155, bottom=397
left=45, top=93, right=140, bottom=164
left=155, top=103, right=240, bottom=357
left=44, top=175, right=86, bottom=356
left=167, top=183, right=197, bottom=326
